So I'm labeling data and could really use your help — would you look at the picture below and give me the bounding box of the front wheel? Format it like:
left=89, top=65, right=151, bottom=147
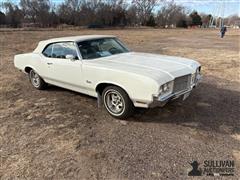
left=102, top=86, right=134, bottom=119
left=29, top=69, right=47, bottom=90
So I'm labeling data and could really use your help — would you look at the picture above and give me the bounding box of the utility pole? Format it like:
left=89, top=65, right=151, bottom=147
left=209, top=1, right=225, bottom=28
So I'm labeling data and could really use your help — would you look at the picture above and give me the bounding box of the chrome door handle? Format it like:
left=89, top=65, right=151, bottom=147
left=47, top=62, right=53, bottom=65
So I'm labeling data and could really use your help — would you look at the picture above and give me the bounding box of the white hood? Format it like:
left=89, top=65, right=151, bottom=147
left=86, top=52, right=200, bottom=84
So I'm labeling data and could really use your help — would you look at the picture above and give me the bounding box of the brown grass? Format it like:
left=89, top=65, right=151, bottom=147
left=0, top=28, right=239, bottom=179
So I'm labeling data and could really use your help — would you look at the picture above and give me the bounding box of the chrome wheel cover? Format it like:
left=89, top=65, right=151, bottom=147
left=30, top=70, right=40, bottom=88
left=104, top=89, right=125, bottom=116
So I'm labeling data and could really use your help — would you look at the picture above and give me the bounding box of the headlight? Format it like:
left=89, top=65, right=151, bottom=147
left=159, top=81, right=173, bottom=96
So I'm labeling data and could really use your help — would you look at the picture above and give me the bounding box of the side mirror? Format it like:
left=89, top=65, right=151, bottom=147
left=66, top=54, right=75, bottom=61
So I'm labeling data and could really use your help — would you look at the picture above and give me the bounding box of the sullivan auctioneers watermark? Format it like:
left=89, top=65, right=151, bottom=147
left=188, top=160, right=235, bottom=176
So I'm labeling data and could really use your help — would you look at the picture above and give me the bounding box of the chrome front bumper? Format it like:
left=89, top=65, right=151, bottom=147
left=150, top=74, right=202, bottom=108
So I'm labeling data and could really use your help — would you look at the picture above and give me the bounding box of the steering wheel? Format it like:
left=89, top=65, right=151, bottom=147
left=109, top=47, right=120, bottom=54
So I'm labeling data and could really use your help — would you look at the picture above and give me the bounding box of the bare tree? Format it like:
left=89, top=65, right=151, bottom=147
left=112, top=1, right=128, bottom=26
left=225, top=14, right=240, bottom=27
left=73, top=0, right=127, bottom=27
left=58, top=0, right=98, bottom=25
left=2, top=2, right=23, bottom=27
left=95, top=3, right=114, bottom=26
left=77, top=1, right=96, bottom=26
left=2, top=0, right=238, bottom=29
left=57, top=2, right=74, bottom=25
left=0, top=11, right=6, bottom=25
left=106, top=0, right=128, bottom=26
left=20, top=0, right=51, bottom=27
left=132, top=0, right=161, bottom=25
left=201, top=13, right=212, bottom=27
left=126, top=5, right=138, bottom=26
left=157, top=1, right=186, bottom=28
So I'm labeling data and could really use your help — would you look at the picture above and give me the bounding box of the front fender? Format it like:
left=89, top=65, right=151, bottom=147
left=88, top=70, right=159, bottom=103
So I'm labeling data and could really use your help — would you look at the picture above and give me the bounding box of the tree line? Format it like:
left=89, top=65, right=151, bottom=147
left=0, top=0, right=238, bottom=28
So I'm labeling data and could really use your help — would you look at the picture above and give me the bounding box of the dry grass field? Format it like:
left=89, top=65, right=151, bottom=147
left=0, top=28, right=239, bottom=179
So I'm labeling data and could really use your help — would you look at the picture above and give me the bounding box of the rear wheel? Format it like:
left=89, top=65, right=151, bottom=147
left=102, top=86, right=134, bottom=119
left=29, top=70, right=47, bottom=90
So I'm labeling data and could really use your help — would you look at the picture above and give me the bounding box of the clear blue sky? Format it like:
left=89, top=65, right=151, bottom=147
left=173, top=0, right=240, bottom=17
left=1, top=0, right=240, bottom=17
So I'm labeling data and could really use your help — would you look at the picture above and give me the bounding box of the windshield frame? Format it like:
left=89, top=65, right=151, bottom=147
left=76, top=37, right=130, bottom=60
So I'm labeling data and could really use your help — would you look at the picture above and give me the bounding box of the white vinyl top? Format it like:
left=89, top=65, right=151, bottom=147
left=33, top=35, right=116, bottom=53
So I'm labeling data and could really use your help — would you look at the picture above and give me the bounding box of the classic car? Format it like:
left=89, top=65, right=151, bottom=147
left=14, top=35, right=201, bottom=119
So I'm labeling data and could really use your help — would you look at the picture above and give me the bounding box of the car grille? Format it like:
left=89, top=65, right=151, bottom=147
left=173, top=74, right=191, bottom=93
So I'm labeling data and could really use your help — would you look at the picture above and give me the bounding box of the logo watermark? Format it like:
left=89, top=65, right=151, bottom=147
left=188, top=160, right=235, bottom=176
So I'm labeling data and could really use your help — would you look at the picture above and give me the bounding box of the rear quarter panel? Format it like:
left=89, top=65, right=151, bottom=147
left=14, top=53, right=46, bottom=76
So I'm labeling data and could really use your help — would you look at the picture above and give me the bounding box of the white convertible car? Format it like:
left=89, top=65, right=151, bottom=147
left=14, top=35, right=201, bottom=119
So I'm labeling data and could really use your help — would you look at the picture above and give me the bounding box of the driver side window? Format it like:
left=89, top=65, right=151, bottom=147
left=43, top=42, right=79, bottom=60
left=52, top=42, right=79, bottom=60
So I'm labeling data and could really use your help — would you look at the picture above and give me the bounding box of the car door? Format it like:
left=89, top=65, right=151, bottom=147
left=42, top=42, right=83, bottom=89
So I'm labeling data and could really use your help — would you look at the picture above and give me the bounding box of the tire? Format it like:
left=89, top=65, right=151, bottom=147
left=102, top=86, right=134, bottom=119
left=29, top=69, right=47, bottom=90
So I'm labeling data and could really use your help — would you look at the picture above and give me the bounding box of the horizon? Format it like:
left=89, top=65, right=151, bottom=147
left=1, top=0, right=240, bottom=17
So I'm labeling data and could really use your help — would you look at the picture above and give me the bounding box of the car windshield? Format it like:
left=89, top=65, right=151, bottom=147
left=77, top=38, right=129, bottom=60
